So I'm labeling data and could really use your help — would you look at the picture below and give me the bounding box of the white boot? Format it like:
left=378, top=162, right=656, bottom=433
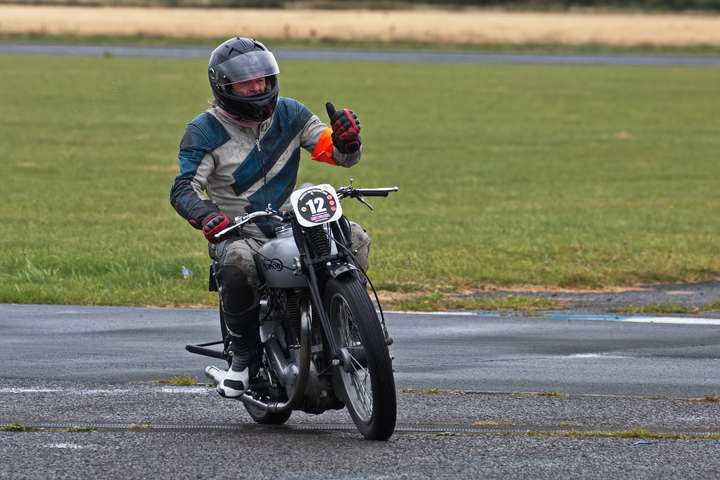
left=217, top=367, right=249, bottom=398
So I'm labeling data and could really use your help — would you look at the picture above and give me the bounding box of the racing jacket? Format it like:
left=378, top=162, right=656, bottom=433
left=170, top=97, right=361, bottom=237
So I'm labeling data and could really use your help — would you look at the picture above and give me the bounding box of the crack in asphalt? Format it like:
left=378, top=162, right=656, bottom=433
left=3, top=422, right=719, bottom=437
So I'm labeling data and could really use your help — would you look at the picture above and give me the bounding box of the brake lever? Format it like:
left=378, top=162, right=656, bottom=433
left=356, top=195, right=374, bottom=211
left=214, top=223, right=240, bottom=239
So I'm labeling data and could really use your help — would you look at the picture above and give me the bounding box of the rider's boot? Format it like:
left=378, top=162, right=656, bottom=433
left=218, top=305, right=259, bottom=398
left=218, top=349, right=250, bottom=398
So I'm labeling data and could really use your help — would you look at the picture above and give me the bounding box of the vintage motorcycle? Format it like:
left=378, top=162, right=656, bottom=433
left=186, top=182, right=398, bottom=440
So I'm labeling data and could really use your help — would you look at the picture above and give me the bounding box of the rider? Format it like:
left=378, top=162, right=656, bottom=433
left=170, top=37, right=369, bottom=398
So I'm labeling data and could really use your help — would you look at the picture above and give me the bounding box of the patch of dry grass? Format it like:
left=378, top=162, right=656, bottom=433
left=2, top=5, right=720, bottom=46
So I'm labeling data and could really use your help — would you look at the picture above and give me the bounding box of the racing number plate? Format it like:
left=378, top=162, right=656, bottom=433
left=290, top=184, right=343, bottom=227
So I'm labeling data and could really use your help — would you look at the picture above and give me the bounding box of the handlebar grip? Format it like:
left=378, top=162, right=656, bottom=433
left=355, top=187, right=398, bottom=197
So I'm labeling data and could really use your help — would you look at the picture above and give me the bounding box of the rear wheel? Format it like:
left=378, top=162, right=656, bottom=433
left=324, top=275, right=396, bottom=440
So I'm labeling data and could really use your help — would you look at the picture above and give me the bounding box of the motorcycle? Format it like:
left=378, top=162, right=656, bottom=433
left=186, top=181, right=399, bottom=440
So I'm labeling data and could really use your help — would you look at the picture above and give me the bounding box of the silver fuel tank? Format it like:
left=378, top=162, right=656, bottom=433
left=256, top=226, right=309, bottom=288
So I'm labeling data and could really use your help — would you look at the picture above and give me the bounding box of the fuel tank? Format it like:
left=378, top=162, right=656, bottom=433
left=255, top=226, right=309, bottom=288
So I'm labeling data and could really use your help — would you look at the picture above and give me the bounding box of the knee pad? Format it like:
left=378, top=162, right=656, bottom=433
left=349, top=222, right=371, bottom=272
left=223, top=305, right=260, bottom=340
left=217, top=265, right=256, bottom=314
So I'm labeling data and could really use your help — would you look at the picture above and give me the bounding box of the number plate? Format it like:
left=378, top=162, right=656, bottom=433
left=290, top=184, right=343, bottom=227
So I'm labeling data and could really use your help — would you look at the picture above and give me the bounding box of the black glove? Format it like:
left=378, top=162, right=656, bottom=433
left=201, top=211, right=231, bottom=243
left=326, top=102, right=361, bottom=154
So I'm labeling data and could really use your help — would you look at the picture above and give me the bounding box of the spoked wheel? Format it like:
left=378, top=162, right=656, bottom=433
left=324, top=276, right=396, bottom=440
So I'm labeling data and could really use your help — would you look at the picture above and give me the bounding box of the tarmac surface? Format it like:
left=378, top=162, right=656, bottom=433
left=2, top=43, right=720, bottom=66
left=1, top=296, right=719, bottom=479
left=459, top=281, right=720, bottom=313
left=2, top=302, right=720, bottom=395
left=2, top=379, right=720, bottom=479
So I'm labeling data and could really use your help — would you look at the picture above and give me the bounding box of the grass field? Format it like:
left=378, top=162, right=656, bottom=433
left=1, top=54, right=719, bottom=306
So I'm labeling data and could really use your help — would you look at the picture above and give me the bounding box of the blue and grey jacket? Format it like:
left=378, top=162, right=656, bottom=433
left=170, top=97, right=360, bottom=237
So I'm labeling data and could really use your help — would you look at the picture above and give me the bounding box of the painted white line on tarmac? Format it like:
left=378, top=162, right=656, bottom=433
left=624, top=316, right=720, bottom=326
left=386, top=310, right=720, bottom=326
left=385, top=310, right=480, bottom=316
left=0, top=386, right=210, bottom=395
left=158, top=386, right=210, bottom=394
left=44, top=443, right=93, bottom=450
left=566, top=353, right=630, bottom=359
left=0, top=388, right=62, bottom=393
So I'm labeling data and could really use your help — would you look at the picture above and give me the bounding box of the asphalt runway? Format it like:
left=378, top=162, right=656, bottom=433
left=1, top=304, right=719, bottom=478
left=2, top=43, right=720, bottom=66
left=2, top=304, right=720, bottom=396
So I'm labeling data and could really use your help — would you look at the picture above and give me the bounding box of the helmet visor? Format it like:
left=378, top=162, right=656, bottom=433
left=212, top=50, right=280, bottom=86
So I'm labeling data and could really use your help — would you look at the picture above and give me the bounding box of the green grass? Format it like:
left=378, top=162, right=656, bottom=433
left=0, top=423, right=31, bottom=432
left=1, top=54, right=720, bottom=305
left=519, top=427, right=716, bottom=440
left=128, top=423, right=152, bottom=430
left=538, top=428, right=718, bottom=440
left=387, top=293, right=558, bottom=312
left=157, top=375, right=198, bottom=385
left=536, top=390, right=564, bottom=397
left=0, top=423, right=96, bottom=433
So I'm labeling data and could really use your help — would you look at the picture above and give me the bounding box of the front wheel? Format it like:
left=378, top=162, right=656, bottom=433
left=324, top=276, right=396, bottom=440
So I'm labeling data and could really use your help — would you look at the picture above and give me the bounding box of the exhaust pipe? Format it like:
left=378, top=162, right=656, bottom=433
left=205, top=304, right=311, bottom=414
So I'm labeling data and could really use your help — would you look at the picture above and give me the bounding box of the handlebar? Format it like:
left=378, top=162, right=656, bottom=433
left=214, top=185, right=398, bottom=239
left=214, top=210, right=285, bottom=239
left=337, top=186, right=399, bottom=199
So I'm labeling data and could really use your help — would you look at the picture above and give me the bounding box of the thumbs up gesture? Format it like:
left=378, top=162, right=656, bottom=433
left=326, top=102, right=362, bottom=154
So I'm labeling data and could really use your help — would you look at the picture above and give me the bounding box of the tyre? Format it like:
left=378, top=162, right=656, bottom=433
left=324, top=275, right=396, bottom=440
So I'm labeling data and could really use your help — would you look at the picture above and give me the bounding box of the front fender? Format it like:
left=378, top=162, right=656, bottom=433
left=329, top=262, right=359, bottom=279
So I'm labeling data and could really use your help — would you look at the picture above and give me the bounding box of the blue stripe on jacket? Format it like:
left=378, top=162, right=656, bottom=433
left=231, top=98, right=312, bottom=198
left=178, top=112, right=230, bottom=177
left=170, top=112, right=230, bottom=226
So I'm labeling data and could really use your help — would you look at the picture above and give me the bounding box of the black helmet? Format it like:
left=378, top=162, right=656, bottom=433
left=208, top=37, right=280, bottom=122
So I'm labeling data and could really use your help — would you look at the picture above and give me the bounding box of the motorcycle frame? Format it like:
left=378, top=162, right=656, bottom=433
left=188, top=215, right=359, bottom=414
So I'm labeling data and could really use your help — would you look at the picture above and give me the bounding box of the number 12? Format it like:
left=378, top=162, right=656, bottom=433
left=305, top=197, right=326, bottom=214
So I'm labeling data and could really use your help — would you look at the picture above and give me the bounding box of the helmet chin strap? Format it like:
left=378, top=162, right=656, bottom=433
left=216, top=106, right=263, bottom=129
